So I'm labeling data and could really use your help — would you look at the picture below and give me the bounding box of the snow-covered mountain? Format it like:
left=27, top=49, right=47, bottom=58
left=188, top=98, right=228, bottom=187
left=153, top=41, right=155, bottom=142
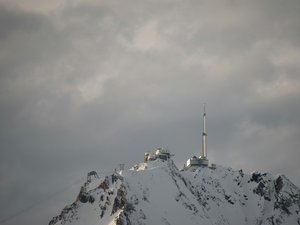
left=49, top=158, right=300, bottom=225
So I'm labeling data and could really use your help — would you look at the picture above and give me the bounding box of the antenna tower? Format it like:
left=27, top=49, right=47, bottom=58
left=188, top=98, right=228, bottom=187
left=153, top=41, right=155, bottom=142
left=201, top=104, right=207, bottom=158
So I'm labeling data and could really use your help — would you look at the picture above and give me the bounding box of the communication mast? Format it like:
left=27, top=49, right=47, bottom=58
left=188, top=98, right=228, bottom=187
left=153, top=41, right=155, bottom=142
left=185, top=104, right=209, bottom=168
left=201, top=103, right=207, bottom=159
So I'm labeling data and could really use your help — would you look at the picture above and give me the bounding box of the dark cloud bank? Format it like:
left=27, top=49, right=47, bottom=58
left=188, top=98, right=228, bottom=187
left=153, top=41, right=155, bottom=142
left=0, top=0, right=300, bottom=224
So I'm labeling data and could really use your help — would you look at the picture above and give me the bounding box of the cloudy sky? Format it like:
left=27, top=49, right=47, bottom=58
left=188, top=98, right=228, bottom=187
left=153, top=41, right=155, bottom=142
left=0, top=0, right=300, bottom=224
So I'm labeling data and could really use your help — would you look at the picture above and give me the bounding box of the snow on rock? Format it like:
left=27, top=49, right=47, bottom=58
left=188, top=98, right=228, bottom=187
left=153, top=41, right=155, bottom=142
left=49, top=159, right=300, bottom=225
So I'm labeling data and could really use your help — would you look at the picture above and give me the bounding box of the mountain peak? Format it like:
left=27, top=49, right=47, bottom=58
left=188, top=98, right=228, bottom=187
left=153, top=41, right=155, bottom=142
left=50, top=157, right=300, bottom=225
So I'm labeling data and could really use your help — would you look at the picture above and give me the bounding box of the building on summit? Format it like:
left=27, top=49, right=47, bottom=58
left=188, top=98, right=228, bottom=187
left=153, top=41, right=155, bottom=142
left=144, top=147, right=171, bottom=162
left=185, top=104, right=209, bottom=168
left=143, top=104, right=213, bottom=169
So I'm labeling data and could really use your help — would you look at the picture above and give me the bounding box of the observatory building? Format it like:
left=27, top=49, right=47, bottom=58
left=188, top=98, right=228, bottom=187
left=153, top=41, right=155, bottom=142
left=144, top=147, right=171, bottom=162
left=185, top=104, right=209, bottom=168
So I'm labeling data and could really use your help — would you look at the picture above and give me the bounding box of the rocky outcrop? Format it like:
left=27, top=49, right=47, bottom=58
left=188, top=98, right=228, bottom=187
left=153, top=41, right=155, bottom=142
left=49, top=160, right=300, bottom=225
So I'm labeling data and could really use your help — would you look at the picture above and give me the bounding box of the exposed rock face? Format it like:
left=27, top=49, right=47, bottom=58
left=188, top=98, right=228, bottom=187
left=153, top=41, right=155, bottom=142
left=275, top=176, right=284, bottom=194
left=49, top=160, right=300, bottom=225
left=112, top=186, right=127, bottom=215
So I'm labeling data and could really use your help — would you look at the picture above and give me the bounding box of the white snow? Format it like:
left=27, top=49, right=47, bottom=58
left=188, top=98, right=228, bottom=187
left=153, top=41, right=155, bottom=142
left=50, top=159, right=300, bottom=225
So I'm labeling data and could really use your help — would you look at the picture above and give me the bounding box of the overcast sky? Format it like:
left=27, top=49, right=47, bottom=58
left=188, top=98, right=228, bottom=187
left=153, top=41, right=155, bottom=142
left=1, top=0, right=300, bottom=224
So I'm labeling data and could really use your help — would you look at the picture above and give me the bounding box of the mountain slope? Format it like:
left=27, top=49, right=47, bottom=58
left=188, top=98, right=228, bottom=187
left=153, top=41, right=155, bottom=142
left=49, top=159, right=300, bottom=225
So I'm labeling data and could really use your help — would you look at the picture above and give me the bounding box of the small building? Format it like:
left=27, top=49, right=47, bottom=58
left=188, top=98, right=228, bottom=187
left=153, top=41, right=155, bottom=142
left=186, top=156, right=209, bottom=167
left=155, top=148, right=171, bottom=160
left=144, top=147, right=172, bottom=162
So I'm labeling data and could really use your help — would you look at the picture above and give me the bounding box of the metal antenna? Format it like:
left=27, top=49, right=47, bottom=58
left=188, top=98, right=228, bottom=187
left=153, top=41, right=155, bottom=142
left=201, top=103, right=207, bottom=158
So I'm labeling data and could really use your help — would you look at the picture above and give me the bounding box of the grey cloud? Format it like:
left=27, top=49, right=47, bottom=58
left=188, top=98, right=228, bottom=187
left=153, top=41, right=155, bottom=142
left=0, top=6, right=43, bottom=39
left=1, top=1, right=300, bottom=225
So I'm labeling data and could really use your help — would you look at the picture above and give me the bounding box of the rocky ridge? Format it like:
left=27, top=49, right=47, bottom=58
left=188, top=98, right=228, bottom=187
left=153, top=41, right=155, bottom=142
left=49, top=159, right=300, bottom=225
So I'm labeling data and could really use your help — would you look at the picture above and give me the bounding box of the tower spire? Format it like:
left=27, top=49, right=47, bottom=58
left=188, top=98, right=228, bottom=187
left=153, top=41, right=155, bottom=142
left=201, top=103, right=207, bottom=158
left=185, top=103, right=209, bottom=168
